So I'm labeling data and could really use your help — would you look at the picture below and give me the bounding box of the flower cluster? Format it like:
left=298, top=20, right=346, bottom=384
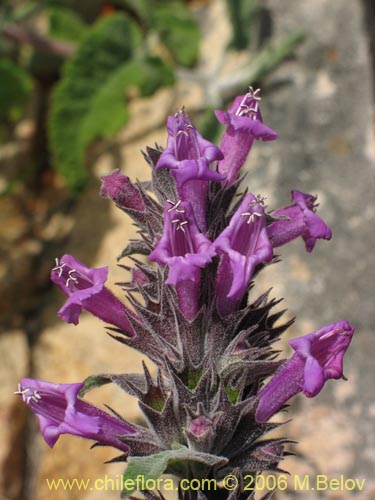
left=16, top=87, right=354, bottom=499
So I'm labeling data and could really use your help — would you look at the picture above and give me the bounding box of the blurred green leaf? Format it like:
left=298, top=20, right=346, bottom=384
left=0, top=59, right=33, bottom=123
left=79, top=56, right=175, bottom=154
left=225, top=0, right=258, bottom=50
left=198, top=106, right=222, bottom=143
left=245, top=31, right=304, bottom=83
left=48, top=6, right=88, bottom=42
left=151, top=2, right=200, bottom=67
left=115, top=0, right=151, bottom=24
left=48, top=14, right=143, bottom=190
left=12, top=1, right=43, bottom=22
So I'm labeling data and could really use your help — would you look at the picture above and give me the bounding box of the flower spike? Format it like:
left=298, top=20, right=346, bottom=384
left=17, top=90, right=355, bottom=495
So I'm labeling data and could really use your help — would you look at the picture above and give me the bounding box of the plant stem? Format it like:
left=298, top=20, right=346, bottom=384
left=2, top=23, right=75, bottom=57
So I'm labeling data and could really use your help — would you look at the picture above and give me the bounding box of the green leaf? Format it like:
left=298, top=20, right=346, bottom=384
left=225, top=0, right=258, bottom=50
left=48, top=7, right=88, bottom=42
left=245, top=31, right=304, bottom=83
left=48, top=14, right=143, bottom=191
left=151, top=2, right=200, bottom=67
left=79, top=56, right=174, bottom=152
left=198, top=107, right=222, bottom=143
left=123, top=445, right=227, bottom=494
left=12, top=1, right=44, bottom=22
left=226, top=385, right=240, bottom=404
left=0, top=59, right=33, bottom=123
left=115, top=0, right=151, bottom=24
left=78, top=374, right=113, bottom=397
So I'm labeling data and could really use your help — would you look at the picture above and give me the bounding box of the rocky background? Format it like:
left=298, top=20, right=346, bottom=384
left=1, top=0, right=374, bottom=499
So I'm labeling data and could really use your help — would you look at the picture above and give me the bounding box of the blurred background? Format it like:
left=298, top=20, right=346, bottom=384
left=0, top=0, right=374, bottom=499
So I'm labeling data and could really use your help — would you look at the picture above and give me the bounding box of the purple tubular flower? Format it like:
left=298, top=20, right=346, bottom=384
left=148, top=200, right=214, bottom=320
left=215, top=87, right=278, bottom=186
left=15, top=378, right=134, bottom=450
left=100, top=169, right=145, bottom=212
left=156, top=110, right=224, bottom=231
left=213, top=193, right=273, bottom=316
left=156, top=109, right=224, bottom=188
left=255, top=320, right=355, bottom=422
left=51, top=254, right=136, bottom=336
left=267, top=190, right=332, bottom=252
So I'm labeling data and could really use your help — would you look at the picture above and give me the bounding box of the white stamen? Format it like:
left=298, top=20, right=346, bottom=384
left=172, top=218, right=188, bottom=233
left=66, top=269, right=78, bottom=287
left=14, top=383, right=30, bottom=398
left=249, top=194, right=267, bottom=207
left=52, top=258, right=66, bottom=277
left=174, top=107, right=186, bottom=118
left=237, top=87, right=262, bottom=117
left=241, top=211, right=262, bottom=224
left=248, top=86, right=262, bottom=101
left=30, top=390, right=41, bottom=403
left=177, top=130, right=189, bottom=137
left=319, top=330, right=337, bottom=340
left=14, top=384, right=41, bottom=404
left=167, top=199, right=185, bottom=214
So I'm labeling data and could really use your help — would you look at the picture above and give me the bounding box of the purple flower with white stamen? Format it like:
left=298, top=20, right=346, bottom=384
left=156, top=109, right=224, bottom=231
left=215, top=87, right=278, bottom=186
left=15, top=378, right=134, bottom=450
left=148, top=200, right=214, bottom=319
left=213, top=193, right=273, bottom=316
left=156, top=109, right=224, bottom=188
left=256, top=320, right=355, bottom=422
left=149, top=201, right=214, bottom=285
left=267, top=190, right=332, bottom=252
left=51, top=254, right=136, bottom=336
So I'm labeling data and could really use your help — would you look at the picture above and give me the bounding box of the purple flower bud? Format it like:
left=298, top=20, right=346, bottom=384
left=100, top=169, right=145, bottom=212
left=256, top=320, right=355, bottom=422
left=148, top=200, right=214, bottom=319
left=267, top=190, right=332, bottom=252
left=51, top=254, right=136, bottom=336
left=189, top=416, right=213, bottom=438
left=156, top=109, right=224, bottom=188
left=15, top=378, right=135, bottom=450
left=212, top=193, right=273, bottom=316
left=215, top=87, right=277, bottom=186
